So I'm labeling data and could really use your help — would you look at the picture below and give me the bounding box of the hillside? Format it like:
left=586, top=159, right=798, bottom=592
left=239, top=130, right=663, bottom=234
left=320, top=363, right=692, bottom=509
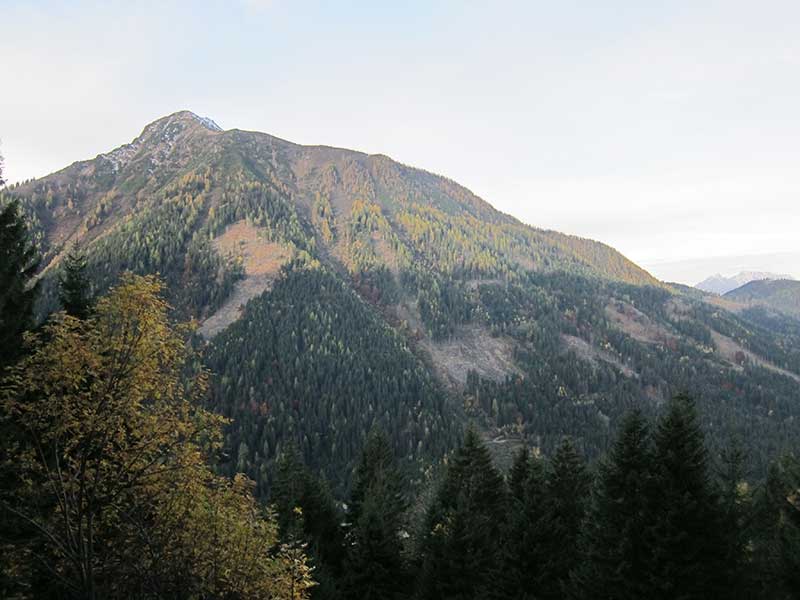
left=724, top=278, right=800, bottom=319
left=696, top=271, right=794, bottom=295
left=4, top=110, right=800, bottom=492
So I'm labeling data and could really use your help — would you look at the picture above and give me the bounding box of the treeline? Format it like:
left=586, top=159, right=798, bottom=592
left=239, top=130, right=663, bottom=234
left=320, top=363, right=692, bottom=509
left=265, top=395, right=800, bottom=600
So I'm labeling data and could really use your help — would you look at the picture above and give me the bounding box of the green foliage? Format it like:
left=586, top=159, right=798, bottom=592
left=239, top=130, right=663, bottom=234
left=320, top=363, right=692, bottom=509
left=752, top=455, right=800, bottom=599
left=500, top=448, right=549, bottom=599
left=537, top=438, right=591, bottom=600
left=343, top=430, right=410, bottom=600
left=570, top=410, right=656, bottom=600
left=647, top=394, right=729, bottom=599
left=272, top=446, right=344, bottom=599
left=207, top=264, right=461, bottom=496
left=418, top=428, right=507, bottom=600
left=0, top=200, right=40, bottom=370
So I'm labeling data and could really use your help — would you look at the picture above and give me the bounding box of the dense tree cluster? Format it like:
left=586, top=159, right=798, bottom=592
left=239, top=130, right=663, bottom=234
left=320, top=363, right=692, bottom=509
left=206, top=263, right=462, bottom=497
left=267, top=396, right=800, bottom=600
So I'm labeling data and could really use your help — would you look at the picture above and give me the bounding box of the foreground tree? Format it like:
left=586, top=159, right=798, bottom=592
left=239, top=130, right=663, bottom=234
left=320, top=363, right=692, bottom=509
left=752, top=455, right=800, bottom=599
left=718, top=437, right=756, bottom=599
left=648, top=394, right=729, bottom=600
left=343, top=430, right=409, bottom=600
left=538, top=438, right=591, bottom=600
left=418, top=427, right=507, bottom=600
left=273, top=446, right=344, bottom=599
left=0, top=200, right=39, bottom=370
left=569, top=409, right=655, bottom=600
left=0, top=274, right=312, bottom=599
left=500, top=447, right=549, bottom=599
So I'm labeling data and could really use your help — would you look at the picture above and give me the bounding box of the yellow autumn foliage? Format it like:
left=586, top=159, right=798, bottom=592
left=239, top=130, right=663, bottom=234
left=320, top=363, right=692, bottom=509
left=0, top=273, right=313, bottom=599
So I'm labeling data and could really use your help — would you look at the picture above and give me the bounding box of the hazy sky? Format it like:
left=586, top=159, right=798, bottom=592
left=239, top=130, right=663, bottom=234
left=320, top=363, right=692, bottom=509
left=2, top=0, right=799, bottom=284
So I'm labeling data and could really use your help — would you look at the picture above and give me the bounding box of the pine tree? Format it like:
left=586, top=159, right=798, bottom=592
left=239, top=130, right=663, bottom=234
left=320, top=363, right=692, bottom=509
left=538, top=437, right=591, bottom=600
left=58, top=246, right=93, bottom=319
left=569, top=409, right=655, bottom=600
left=0, top=200, right=39, bottom=370
left=418, top=427, right=507, bottom=600
left=343, top=430, right=409, bottom=600
left=648, top=393, right=728, bottom=600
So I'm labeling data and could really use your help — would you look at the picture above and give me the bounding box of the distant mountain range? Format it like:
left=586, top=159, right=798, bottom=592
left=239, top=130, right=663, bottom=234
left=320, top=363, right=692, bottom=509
left=4, top=110, right=800, bottom=490
left=696, top=271, right=795, bottom=295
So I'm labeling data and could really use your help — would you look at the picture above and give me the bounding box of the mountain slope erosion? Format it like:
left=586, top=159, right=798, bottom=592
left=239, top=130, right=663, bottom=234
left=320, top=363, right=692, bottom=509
left=4, top=110, right=800, bottom=491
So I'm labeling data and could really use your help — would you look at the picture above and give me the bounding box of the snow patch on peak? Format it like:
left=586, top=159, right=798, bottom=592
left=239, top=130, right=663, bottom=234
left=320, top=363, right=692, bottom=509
left=189, top=113, right=223, bottom=132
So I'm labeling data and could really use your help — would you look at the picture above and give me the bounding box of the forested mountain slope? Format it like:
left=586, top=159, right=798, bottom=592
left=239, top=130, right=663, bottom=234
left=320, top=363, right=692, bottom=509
left=724, top=278, right=800, bottom=319
left=4, top=110, right=800, bottom=493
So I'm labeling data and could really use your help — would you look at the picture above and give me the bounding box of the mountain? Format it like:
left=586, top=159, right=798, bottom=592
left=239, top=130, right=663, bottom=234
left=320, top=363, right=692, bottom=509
left=696, top=271, right=794, bottom=295
left=724, top=278, right=800, bottom=319
left=4, top=110, right=800, bottom=493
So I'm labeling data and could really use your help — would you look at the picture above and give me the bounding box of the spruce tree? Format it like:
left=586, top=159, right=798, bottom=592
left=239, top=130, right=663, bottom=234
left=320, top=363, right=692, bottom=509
left=648, top=393, right=728, bottom=600
left=272, top=447, right=344, bottom=599
left=569, top=409, right=655, bottom=600
left=538, top=438, right=591, bottom=600
left=0, top=200, right=39, bottom=370
left=418, top=427, right=507, bottom=600
left=58, top=246, right=93, bottom=319
left=343, top=430, right=409, bottom=600
left=500, top=447, right=549, bottom=599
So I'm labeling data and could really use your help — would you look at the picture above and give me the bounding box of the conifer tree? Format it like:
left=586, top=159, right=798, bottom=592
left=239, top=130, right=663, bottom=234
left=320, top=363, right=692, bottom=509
left=508, top=446, right=531, bottom=502
left=569, top=409, right=655, bottom=600
left=500, top=447, right=549, bottom=599
left=343, top=430, right=409, bottom=600
left=418, top=427, right=507, bottom=600
left=273, top=447, right=344, bottom=599
left=718, top=436, right=756, bottom=599
left=0, top=200, right=39, bottom=370
left=648, top=393, right=728, bottom=599
left=538, top=437, right=591, bottom=600
left=58, top=246, right=93, bottom=319
left=752, top=455, right=800, bottom=599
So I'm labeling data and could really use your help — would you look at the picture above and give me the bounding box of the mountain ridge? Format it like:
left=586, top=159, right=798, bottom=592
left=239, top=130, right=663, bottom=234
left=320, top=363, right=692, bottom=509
left=696, top=270, right=794, bottom=295
left=3, top=110, right=800, bottom=492
left=724, top=278, right=800, bottom=319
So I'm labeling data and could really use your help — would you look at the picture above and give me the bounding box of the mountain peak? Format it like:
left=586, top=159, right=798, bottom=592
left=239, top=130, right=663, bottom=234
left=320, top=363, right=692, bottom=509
left=696, top=270, right=795, bottom=295
left=142, top=110, right=223, bottom=135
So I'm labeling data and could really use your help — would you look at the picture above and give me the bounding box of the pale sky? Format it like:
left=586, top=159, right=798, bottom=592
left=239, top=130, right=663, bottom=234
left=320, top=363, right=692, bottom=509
left=2, top=0, right=799, bottom=285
